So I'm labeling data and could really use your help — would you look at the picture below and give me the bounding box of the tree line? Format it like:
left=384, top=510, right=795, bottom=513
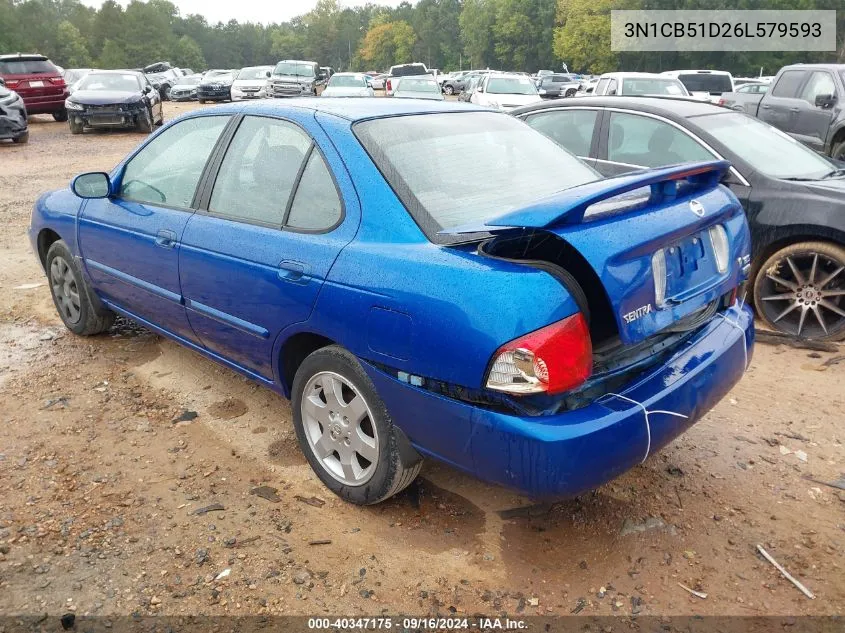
left=0, top=0, right=843, bottom=76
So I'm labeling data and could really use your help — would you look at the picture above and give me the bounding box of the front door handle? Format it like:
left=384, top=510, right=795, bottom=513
left=278, top=260, right=308, bottom=283
left=155, top=229, right=177, bottom=249
left=789, top=107, right=800, bottom=112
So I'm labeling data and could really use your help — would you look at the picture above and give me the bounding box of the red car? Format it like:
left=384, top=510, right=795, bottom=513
left=0, top=54, right=68, bottom=121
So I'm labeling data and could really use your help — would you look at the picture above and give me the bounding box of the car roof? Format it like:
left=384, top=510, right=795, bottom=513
left=511, top=95, right=725, bottom=120
left=0, top=53, right=48, bottom=61
left=600, top=72, right=676, bottom=79
left=663, top=69, right=733, bottom=75
left=85, top=69, right=143, bottom=76
left=210, top=97, right=482, bottom=122
left=780, top=63, right=845, bottom=71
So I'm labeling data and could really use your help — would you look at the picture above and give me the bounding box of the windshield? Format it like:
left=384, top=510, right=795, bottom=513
left=205, top=71, right=233, bottom=80
left=0, top=59, right=57, bottom=75
left=487, top=77, right=538, bottom=95
left=623, top=78, right=686, bottom=95
left=328, top=75, right=365, bottom=88
left=273, top=62, right=315, bottom=78
left=695, top=112, right=835, bottom=179
left=177, top=76, right=201, bottom=86
left=238, top=67, right=270, bottom=80
left=677, top=73, right=733, bottom=94
left=354, top=112, right=598, bottom=238
left=76, top=73, right=141, bottom=92
left=396, top=77, right=439, bottom=93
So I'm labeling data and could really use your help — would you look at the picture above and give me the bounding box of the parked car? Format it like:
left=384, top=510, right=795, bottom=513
left=0, top=79, right=28, bottom=143
left=593, top=73, right=689, bottom=97
left=64, top=70, right=163, bottom=134
left=145, top=67, right=187, bottom=101
left=458, top=75, right=481, bottom=102
left=534, top=69, right=553, bottom=84
left=391, top=75, right=443, bottom=100
left=268, top=60, right=320, bottom=98
left=537, top=73, right=581, bottom=99
left=29, top=99, right=752, bottom=503
left=321, top=72, right=375, bottom=98
left=440, top=71, right=469, bottom=95
left=63, top=68, right=93, bottom=94
left=385, top=62, right=429, bottom=95
left=168, top=74, right=202, bottom=102
left=717, top=82, right=768, bottom=111
left=471, top=73, right=540, bottom=110
left=231, top=66, right=273, bottom=101
left=575, top=77, right=600, bottom=96
left=198, top=69, right=236, bottom=103
left=514, top=95, right=845, bottom=340
left=0, top=54, right=69, bottom=121
left=662, top=70, right=735, bottom=103
left=716, top=64, right=845, bottom=160
left=370, top=73, right=387, bottom=90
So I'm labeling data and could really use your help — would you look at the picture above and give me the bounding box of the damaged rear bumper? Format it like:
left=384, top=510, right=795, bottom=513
left=362, top=303, right=753, bottom=498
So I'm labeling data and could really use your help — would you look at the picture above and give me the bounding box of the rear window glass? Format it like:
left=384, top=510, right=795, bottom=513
left=391, top=64, right=427, bottom=77
left=623, top=78, right=686, bottom=96
left=676, top=73, right=733, bottom=94
left=354, top=112, right=598, bottom=241
left=396, top=77, right=439, bottom=93
left=329, top=75, right=365, bottom=88
left=0, top=59, right=57, bottom=75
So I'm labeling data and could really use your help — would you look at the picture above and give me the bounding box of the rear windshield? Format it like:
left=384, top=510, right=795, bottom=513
left=354, top=112, right=598, bottom=241
left=391, top=65, right=427, bottom=77
left=329, top=75, right=365, bottom=88
left=0, top=58, right=57, bottom=75
left=676, top=73, right=732, bottom=94
left=487, top=77, right=537, bottom=95
left=396, top=77, right=439, bottom=93
left=622, top=78, right=686, bottom=95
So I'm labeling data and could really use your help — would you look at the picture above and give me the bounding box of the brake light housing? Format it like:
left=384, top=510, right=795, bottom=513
left=485, top=313, right=592, bottom=396
left=386, top=78, right=392, bottom=92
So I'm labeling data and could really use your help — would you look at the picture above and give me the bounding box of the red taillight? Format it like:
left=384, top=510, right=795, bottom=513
left=485, top=313, right=592, bottom=396
left=717, top=98, right=726, bottom=106
left=5, top=80, right=20, bottom=89
left=386, top=79, right=392, bottom=92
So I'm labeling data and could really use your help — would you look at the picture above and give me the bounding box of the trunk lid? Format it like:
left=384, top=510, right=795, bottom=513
left=441, top=161, right=750, bottom=345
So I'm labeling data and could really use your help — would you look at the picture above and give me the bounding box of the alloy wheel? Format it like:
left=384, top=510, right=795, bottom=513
left=300, top=371, right=379, bottom=486
left=50, top=256, right=82, bottom=325
left=758, top=250, right=845, bottom=338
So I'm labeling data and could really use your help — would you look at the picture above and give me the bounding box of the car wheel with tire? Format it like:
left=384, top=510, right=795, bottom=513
left=69, top=119, right=83, bottom=135
left=46, top=240, right=115, bottom=336
left=444, top=85, right=454, bottom=96
left=291, top=345, right=423, bottom=505
left=198, top=99, right=205, bottom=104
left=753, top=240, right=845, bottom=341
left=12, top=132, right=29, bottom=144
left=52, top=109, right=68, bottom=122
left=162, top=84, right=172, bottom=101
left=831, top=140, right=845, bottom=162
left=137, top=109, right=153, bottom=133
left=565, top=88, right=577, bottom=97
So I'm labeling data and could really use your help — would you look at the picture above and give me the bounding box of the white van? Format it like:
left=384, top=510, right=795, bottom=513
left=661, top=70, right=735, bottom=103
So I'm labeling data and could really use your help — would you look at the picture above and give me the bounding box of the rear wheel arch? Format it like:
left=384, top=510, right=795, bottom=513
left=751, top=227, right=845, bottom=281
left=279, top=332, right=336, bottom=396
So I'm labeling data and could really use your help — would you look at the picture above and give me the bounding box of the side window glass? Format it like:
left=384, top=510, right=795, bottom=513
left=771, top=70, right=806, bottom=98
left=607, top=79, right=618, bottom=95
left=608, top=113, right=713, bottom=168
left=595, top=78, right=609, bottom=95
left=209, top=116, right=311, bottom=225
left=286, top=151, right=342, bottom=231
left=120, top=115, right=228, bottom=207
left=524, top=109, right=598, bottom=157
left=799, top=71, right=836, bottom=104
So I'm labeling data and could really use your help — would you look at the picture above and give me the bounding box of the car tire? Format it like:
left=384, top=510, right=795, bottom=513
left=444, top=85, right=454, bottom=95
left=45, top=240, right=115, bottom=336
left=137, top=110, right=153, bottom=134
left=68, top=119, right=83, bottom=135
left=12, top=131, right=29, bottom=144
left=52, top=110, right=68, bottom=122
left=565, top=88, right=577, bottom=97
left=198, top=99, right=205, bottom=104
left=162, top=84, right=172, bottom=101
left=291, top=345, right=423, bottom=505
left=753, top=240, right=845, bottom=341
left=831, top=140, right=845, bottom=162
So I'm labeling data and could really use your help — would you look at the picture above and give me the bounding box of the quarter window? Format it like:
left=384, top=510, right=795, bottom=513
left=771, top=70, right=806, bottom=98
left=120, top=115, right=229, bottom=207
left=209, top=116, right=311, bottom=226
left=595, top=78, right=609, bottom=95
left=524, top=109, right=598, bottom=157
left=607, top=112, right=713, bottom=168
left=286, top=151, right=342, bottom=230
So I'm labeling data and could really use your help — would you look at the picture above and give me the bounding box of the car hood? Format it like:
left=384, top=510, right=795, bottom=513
left=69, top=90, right=144, bottom=105
left=271, top=74, right=314, bottom=83
left=202, top=78, right=233, bottom=86
left=322, top=86, right=370, bottom=97
left=172, top=83, right=198, bottom=90
left=233, top=79, right=267, bottom=89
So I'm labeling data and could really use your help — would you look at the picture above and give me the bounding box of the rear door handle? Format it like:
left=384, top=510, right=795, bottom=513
left=278, top=260, right=308, bottom=283
left=155, top=229, right=177, bottom=249
left=789, top=107, right=800, bottom=112
left=760, top=104, right=770, bottom=109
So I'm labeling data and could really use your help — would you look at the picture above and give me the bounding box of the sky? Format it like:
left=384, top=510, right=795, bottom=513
left=80, top=0, right=404, bottom=24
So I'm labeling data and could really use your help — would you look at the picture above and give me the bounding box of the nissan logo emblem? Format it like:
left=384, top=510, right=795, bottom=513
left=689, top=200, right=705, bottom=217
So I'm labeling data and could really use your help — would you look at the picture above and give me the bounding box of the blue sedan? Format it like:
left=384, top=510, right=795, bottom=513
left=29, top=99, right=754, bottom=504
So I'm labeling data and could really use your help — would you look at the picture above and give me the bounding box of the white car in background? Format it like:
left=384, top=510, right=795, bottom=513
left=592, top=72, right=691, bottom=98
left=321, top=73, right=375, bottom=98
left=470, top=73, right=541, bottom=110
left=230, top=65, right=273, bottom=100
left=661, top=69, right=734, bottom=103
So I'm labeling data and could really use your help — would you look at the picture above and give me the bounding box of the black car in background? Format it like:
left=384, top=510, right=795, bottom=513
left=198, top=69, right=235, bottom=103
left=513, top=96, right=845, bottom=341
left=0, top=79, right=28, bottom=143
left=64, top=70, right=163, bottom=134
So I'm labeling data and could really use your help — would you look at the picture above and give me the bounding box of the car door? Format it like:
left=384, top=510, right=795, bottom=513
left=596, top=111, right=715, bottom=177
left=791, top=70, right=839, bottom=152
left=758, top=69, right=807, bottom=135
left=178, top=114, right=358, bottom=380
left=593, top=78, right=609, bottom=96
left=78, top=114, right=231, bottom=341
left=521, top=108, right=601, bottom=167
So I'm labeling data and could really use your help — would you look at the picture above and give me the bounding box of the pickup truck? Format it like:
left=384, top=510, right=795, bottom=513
left=718, top=63, right=845, bottom=160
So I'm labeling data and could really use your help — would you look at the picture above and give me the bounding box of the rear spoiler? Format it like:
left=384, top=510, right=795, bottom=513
left=439, top=160, right=730, bottom=236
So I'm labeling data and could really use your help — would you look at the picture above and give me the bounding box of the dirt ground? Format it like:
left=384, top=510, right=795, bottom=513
left=0, top=103, right=843, bottom=621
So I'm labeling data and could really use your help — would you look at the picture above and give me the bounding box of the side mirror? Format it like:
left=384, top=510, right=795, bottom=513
left=475, top=85, right=483, bottom=93
left=72, top=172, right=111, bottom=199
left=143, top=85, right=152, bottom=94
left=266, top=71, right=271, bottom=78
left=815, top=93, right=836, bottom=108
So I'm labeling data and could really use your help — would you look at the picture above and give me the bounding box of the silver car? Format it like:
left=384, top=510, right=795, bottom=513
left=392, top=75, right=444, bottom=101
